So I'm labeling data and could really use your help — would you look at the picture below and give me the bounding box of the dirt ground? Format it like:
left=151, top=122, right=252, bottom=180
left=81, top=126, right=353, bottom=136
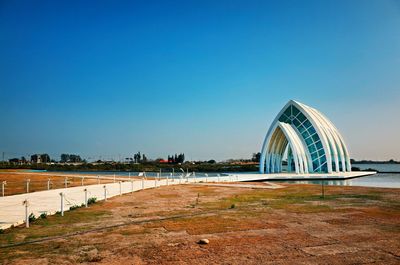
left=0, top=183, right=399, bottom=264
left=0, top=172, right=117, bottom=196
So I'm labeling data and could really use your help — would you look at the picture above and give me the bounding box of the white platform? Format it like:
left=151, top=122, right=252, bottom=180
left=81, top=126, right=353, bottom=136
left=228, top=171, right=376, bottom=181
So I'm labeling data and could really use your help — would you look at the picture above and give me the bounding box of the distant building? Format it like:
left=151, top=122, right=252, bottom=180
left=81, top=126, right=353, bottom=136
left=260, top=100, right=351, bottom=174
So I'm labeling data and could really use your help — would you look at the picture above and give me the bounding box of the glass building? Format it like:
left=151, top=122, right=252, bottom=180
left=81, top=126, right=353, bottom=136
left=259, top=100, right=351, bottom=174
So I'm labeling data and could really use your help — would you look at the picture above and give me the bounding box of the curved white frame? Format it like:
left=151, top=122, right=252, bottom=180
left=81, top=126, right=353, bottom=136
left=260, top=100, right=351, bottom=174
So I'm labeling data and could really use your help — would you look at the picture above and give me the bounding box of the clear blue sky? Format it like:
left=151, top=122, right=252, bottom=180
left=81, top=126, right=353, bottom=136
left=1, top=0, right=399, bottom=161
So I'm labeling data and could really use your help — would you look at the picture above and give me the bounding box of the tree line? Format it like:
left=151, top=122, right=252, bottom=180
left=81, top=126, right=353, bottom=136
left=167, top=153, right=185, bottom=164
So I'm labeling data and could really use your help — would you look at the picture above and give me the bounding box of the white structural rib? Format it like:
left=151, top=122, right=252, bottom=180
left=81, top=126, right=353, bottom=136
left=260, top=100, right=351, bottom=174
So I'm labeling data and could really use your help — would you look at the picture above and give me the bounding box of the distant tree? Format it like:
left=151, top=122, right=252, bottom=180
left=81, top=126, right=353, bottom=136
left=61, top=154, right=70, bottom=163
left=252, top=152, right=261, bottom=162
left=31, top=154, right=38, bottom=163
left=69, top=154, right=82, bottom=163
left=176, top=153, right=185, bottom=163
left=207, top=159, right=216, bottom=164
left=133, top=152, right=146, bottom=163
left=21, top=156, right=27, bottom=163
left=40, top=154, right=50, bottom=163
left=9, top=158, right=19, bottom=163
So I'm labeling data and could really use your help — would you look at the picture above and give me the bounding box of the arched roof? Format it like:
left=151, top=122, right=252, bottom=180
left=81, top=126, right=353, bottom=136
left=260, top=100, right=351, bottom=174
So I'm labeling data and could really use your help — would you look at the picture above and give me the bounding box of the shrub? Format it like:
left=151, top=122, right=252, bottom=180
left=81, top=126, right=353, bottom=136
left=39, top=212, right=47, bottom=219
left=230, top=204, right=236, bottom=209
left=87, top=197, right=97, bottom=205
left=69, top=205, right=82, bottom=211
left=28, top=213, right=36, bottom=223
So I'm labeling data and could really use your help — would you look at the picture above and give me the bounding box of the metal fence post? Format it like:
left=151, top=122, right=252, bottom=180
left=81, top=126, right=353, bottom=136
left=131, top=180, right=134, bottom=193
left=47, top=179, right=51, bottom=190
left=26, top=179, right=30, bottom=193
left=84, top=188, right=88, bottom=207
left=2, top=181, right=6, bottom=197
left=119, top=181, right=122, bottom=196
left=142, top=178, right=144, bottom=190
left=103, top=185, right=107, bottom=201
left=59, top=192, right=64, bottom=216
left=23, top=199, right=29, bottom=228
left=81, top=177, right=84, bottom=186
left=97, top=175, right=100, bottom=185
left=64, top=177, right=68, bottom=188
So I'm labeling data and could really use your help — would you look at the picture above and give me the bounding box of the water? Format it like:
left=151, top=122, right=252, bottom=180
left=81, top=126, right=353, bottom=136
left=352, top=163, right=400, bottom=172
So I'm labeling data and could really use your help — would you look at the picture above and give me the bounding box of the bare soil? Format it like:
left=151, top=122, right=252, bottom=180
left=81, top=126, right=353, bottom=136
left=0, top=171, right=116, bottom=196
left=0, top=183, right=399, bottom=264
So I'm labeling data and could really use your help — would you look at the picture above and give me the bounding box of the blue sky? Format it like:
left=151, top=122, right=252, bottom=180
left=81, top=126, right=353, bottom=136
left=1, top=0, right=399, bottom=161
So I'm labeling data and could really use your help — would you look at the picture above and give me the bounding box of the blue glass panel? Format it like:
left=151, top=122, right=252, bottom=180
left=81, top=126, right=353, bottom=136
left=297, top=112, right=306, bottom=123
left=308, top=126, right=316, bottom=135
left=311, top=152, right=319, bottom=160
left=321, top=162, right=328, bottom=172
left=298, top=125, right=306, bottom=134
left=279, top=114, right=289, bottom=122
left=292, top=106, right=300, bottom=116
left=303, top=120, right=312, bottom=129
left=320, top=155, right=326, bottom=163
left=318, top=149, right=325, bottom=157
left=315, top=141, right=323, bottom=150
left=302, top=131, right=310, bottom=140
left=309, top=144, right=317, bottom=153
left=312, top=133, right=320, bottom=143
left=293, top=118, right=301, bottom=127
left=283, top=107, right=291, bottom=117
left=305, top=137, right=313, bottom=146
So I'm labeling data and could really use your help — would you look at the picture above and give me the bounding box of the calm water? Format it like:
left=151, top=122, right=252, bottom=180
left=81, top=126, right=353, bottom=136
left=352, top=163, right=400, bottom=172
left=43, top=164, right=400, bottom=189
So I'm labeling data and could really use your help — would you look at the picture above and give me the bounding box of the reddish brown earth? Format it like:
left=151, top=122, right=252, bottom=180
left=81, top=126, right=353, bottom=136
left=0, top=172, right=116, bottom=196
left=0, top=183, right=399, bottom=264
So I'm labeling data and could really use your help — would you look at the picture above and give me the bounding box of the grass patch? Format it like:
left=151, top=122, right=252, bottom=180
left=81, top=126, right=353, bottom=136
left=0, top=206, right=112, bottom=246
left=198, top=187, right=384, bottom=214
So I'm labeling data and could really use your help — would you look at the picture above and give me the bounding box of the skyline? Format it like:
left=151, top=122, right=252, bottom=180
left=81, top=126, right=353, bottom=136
left=1, top=0, right=400, bottom=161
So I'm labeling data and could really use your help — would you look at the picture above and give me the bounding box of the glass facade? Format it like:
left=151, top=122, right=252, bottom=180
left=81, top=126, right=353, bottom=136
left=278, top=105, right=328, bottom=172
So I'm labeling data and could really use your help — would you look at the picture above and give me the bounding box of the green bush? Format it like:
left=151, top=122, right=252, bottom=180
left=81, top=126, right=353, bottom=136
left=28, top=213, right=36, bottom=223
left=87, top=197, right=97, bottom=205
left=39, top=212, right=47, bottom=219
left=69, top=204, right=82, bottom=211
